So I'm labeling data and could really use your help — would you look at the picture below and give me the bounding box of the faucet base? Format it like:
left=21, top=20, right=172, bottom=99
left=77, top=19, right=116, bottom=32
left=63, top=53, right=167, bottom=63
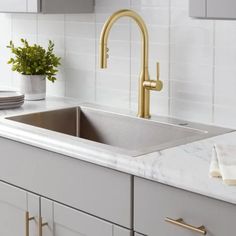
left=137, top=113, right=151, bottom=119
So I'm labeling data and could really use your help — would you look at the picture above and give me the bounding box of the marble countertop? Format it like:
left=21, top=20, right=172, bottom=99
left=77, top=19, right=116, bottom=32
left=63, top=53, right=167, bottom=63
left=0, top=96, right=236, bottom=205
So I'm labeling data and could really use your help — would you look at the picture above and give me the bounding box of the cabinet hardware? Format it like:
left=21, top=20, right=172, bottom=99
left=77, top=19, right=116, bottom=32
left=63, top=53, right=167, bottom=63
left=165, top=217, right=207, bottom=235
left=38, top=216, right=48, bottom=236
left=25, top=211, right=35, bottom=236
left=143, top=62, right=163, bottom=91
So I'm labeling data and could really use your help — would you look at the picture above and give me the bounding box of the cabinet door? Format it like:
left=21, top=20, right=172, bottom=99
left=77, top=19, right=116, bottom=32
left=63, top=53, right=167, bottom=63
left=0, top=181, right=27, bottom=236
left=207, top=0, right=236, bottom=19
left=189, top=0, right=206, bottom=17
left=0, top=181, right=40, bottom=236
left=134, top=177, right=236, bottom=236
left=41, top=0, right=93, bottom=13
left=41, top=198, right=131, bottom=236
left=27, top=193, right=41, bottom=236
left=0, top=0, right=27, bottom=12
left=28, top=0, right=40, bottom=12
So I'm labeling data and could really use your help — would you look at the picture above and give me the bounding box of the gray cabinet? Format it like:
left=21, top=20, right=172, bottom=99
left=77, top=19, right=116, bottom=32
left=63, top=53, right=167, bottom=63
left=0, top=0, right=32, bottom=12
left=0, top=137, right=132, bottom=228
left=0, top=180, right=131, bottom=236
left=2, top=132, right=236, bottom=236
left=189, top=0, right=206, bottom=18
left=40, top=198, right=131, bottom=236
left=190, top=0, right=236, bottom=19
left=207, top=0, right=236, bottom=18
left=0, top=181, right=40, bottom=236
left=0, top=0, right=94, bottom=13
left=134, top=177, right=236, bottom=236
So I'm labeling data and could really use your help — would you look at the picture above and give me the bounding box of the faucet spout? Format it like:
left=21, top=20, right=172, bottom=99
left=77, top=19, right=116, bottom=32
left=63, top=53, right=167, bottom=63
left=100, top=9, right=148, bottom=70
left=99, top=9, right=162, bottom=118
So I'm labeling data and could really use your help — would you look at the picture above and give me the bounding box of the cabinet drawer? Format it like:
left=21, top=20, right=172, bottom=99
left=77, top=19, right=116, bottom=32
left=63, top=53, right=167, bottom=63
left=134, top=177, right=236, bottom=236
left=0, top=137, right=132, bottom=228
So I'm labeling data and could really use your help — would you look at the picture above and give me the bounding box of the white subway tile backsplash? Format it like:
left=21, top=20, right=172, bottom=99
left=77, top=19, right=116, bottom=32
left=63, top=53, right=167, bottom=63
left=65, top=69, right=95, bottom=101
left=170, top=63, right=213, bottom=84
left=65, top=53, right=95, bottom=71
left=0, top=14, right=11, bottom=39
left=96, top=87, right=130, bottom=109
left=215, top=21, right=236, bottom=47
left=170, top=1, right=214, bottom=124
left=94, top=0, right=131, bottom=110
left=65, top=22, right=95, bottom=39
left=12, top=14, right=37, bottom=38
left=38, top=14, right=65, bottom=35
left=214, top=105, right=236, bottom=129
left=65, top=37, right=95, bottom=54
left=150, top=94, right=169, bottom=116
left=47, top=79, right=65, bottom=97
left=131, top=6, right=169, bottom=26
left=37, top=15, right=65, bottom=57
left=214, top=66, right=236, bottom=107
left=170, top=98, right=212, bottom=123
left=96, top=23, right=130, bottom=41
left=170, top=44, right=214, bottom=65
left=171, top=80, right=212, bottom=103
left=131, top=42, right=169, bottom=63
left=65, top=14, right=95, bottom=23
left=214, top=20, right=236, bottom=127
left=1, top=0, right=236, bottom=128
left=0, top=14, right=12, bottom=89
left=215, top=47, right=236, bottom=67
left=171, top=26, right=214, bottom=46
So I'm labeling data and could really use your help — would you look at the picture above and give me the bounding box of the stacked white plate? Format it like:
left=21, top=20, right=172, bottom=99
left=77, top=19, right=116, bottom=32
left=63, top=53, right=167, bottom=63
left=0, top=91, right=24, bottom=109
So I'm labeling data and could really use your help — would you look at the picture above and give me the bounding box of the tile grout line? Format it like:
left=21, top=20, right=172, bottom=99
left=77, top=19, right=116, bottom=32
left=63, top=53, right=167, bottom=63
left=63, top=14, right=66, bottom=97
left=128, top=0, right=132, bottom=111
left=211, top=20, right=216, bottom=124
left=36, top=14, right=38, bottom=43
left=94, top=8, right=97, bottom=102
left=168, top=0, right=172, bottom=116
left=10, top=14, right=13, bottom=88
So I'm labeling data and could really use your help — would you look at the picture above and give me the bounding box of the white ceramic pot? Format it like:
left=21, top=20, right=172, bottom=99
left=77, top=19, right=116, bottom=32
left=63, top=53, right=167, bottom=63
left=19, top=74, right=46, bottom=101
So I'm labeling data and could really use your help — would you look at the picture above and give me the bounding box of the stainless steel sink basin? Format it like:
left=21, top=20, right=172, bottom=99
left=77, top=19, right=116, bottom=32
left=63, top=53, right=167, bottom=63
left=6, top=105, right=232, bottom=156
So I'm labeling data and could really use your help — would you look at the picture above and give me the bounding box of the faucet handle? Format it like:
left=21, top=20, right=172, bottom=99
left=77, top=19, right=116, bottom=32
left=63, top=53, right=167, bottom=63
left=143, top=62, right=163, bottom=91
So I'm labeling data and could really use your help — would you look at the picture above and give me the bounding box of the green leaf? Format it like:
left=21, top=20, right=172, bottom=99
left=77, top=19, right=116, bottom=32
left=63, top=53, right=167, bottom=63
left=7, top=39, right=61, bottom=82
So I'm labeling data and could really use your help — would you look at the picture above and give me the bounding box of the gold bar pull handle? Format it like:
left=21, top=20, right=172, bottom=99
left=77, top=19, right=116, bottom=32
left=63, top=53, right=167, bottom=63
left=165, top=217, right=207, bottom=235
left=25, top=211, right=35, bottom=236
left=38, top=216, right=48, bottom=236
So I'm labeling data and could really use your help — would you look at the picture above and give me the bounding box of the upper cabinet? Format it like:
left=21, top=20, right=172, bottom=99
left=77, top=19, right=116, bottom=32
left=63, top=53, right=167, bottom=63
left=0, top=0, right=94, bottom=13
left=189, top=0, right=236, bottom=19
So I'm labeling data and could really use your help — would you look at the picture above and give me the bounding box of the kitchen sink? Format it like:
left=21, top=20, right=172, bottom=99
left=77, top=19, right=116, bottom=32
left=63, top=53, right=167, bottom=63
left=6, top=105, right=232, bottom=156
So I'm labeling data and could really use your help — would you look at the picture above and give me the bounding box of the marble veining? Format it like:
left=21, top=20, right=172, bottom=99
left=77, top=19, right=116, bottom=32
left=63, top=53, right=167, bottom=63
left=0, top=97, right=236, bottom=205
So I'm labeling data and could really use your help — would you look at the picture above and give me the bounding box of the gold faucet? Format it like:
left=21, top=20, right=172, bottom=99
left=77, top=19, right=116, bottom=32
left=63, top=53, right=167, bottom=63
left=99, top=9, right=163, bottom=119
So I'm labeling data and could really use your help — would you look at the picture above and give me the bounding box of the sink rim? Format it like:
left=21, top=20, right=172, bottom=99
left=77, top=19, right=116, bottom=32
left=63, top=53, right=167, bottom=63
left=4, top=103, right=233, bottom=157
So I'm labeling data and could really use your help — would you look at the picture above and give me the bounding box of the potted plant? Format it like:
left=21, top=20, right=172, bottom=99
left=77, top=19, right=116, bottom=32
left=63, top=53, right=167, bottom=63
left=7, top=39, right=61, bottom=100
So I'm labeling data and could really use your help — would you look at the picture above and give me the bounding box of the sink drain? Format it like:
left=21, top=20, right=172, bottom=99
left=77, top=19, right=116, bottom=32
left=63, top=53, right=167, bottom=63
left=178, top=123, right=189, bottom=126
